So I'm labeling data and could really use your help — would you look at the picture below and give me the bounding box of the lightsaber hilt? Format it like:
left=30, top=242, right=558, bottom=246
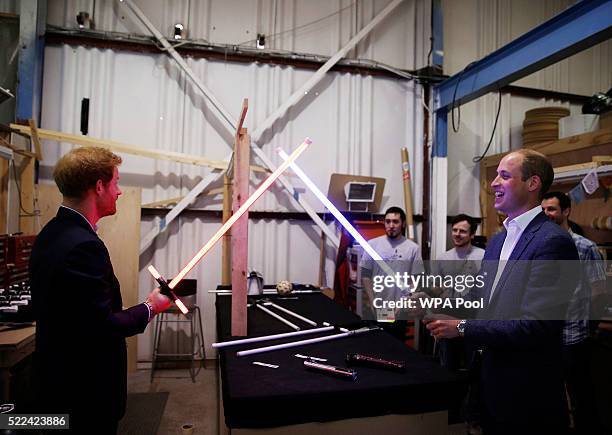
left=147, top=265, right=189, bottom=315
left=346, top=353, right=406, bottom=372
left=304, top=360, right=357, bottom=381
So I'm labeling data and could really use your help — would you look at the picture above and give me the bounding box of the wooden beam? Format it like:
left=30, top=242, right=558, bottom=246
left=0, top=137, right=36, bottom=158
left=28, top=119, right=43, bottom=161
left=140, top=188, right=224, bottom=208
left=231, top=100, right=250, bottom=337
left=9, top=123, right=268, bottom=173
left=221, top=175, right=232, bottom=286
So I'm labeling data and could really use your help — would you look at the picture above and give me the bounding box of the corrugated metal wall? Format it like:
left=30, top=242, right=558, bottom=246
left=442, top=0, right=612, bottom=218
left=39, top=0, right=430, bottom=360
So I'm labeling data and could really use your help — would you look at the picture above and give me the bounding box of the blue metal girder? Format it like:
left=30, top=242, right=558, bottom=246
left=433, top=107, right=447, bottom=157
left=434, top=0, right=612, bottom=111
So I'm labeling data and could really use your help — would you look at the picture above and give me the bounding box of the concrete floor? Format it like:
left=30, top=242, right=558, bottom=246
left=126, top=365, right=218, bottom=435
left=126, top=363, right=470, bottom=435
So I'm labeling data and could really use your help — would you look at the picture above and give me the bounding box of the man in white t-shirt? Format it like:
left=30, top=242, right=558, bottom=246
left=360, top=206, right=423, bottom=339
left=435, top=214, right=484, bottom=369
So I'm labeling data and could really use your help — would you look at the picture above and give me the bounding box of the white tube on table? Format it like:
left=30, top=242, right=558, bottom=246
left=264, top=301, right=318, bottom=326
left=256, top=304, right=300, bottom=330
left=237, top=327, right=378, bottom=357
left=212, top=326, right=334, bottom=348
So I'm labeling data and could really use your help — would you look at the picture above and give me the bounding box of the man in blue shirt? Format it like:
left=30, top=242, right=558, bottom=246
left=542, top=191, right=606, bottom=435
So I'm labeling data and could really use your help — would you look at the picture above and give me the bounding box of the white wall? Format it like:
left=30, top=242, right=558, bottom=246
left=39, top=0, right=430, bottom=360
left=442, top=0, right=612, bottom=218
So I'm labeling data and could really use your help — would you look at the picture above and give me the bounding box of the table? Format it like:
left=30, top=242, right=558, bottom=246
left=0, top=324, right=35, bottom=402
left=216, top=293, right=463, bottom=434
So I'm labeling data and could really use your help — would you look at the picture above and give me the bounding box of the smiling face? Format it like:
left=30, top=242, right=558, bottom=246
left=541, top=197, right=569, bottom=227
left=451, top=220, right=473, bottom=248
left=96, top=167, right=122, bottom=217
left=491, top=152, right=540, bottom=220
left=384, top=212, right=405, bottom=239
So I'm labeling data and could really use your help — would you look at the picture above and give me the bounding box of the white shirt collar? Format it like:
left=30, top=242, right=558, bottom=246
left=60, top=205, right=98, bottom=232
left=503, top=205, right=541, bottom=233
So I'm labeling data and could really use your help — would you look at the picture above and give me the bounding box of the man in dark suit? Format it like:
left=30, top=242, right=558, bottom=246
left=424, top=149, right=578, bottom=434
left=30, top=147, right=171, bottom=433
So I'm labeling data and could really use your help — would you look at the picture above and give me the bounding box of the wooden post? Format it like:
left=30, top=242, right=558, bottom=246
left=231, top=99, right=249, bottom=337
left=401, top=148, right=415, bottom=240
left=318, top=232, right=326, bottom=287
left=221, top=175, right=232, bottom=286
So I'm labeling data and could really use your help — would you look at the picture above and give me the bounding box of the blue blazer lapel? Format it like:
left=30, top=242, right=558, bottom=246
left=482, top=230, right=506, bottom=307
left=487, top=212, right=546, bottom=307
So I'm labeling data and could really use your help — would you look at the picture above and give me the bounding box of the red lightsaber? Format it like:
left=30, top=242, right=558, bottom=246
left=146, top=138, right=312, bottom=310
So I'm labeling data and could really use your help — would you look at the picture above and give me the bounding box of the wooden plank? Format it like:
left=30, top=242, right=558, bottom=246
left=231, top=126, right=250, bottom=337
left=554, top=161, right=598, bottom=173
left=27, top=119, right=43, bottom=161
left=9, top=123, right=268, bottom=173
left=480, top=129, right=612, bottom=168
left=222, top=175, right=232, bottom=286
left=37, top=184, right=142, bottom=372
left=0, top=137, right=36, bottom=158
left=140, top=188, right=224, bottom=208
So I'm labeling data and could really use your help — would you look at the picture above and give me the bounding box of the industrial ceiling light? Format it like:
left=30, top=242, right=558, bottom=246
left=76, top=11, right=91, bottom=29
left=174, top=23, right=185, bottom=40
left=256, top=33, right=266, bottom=49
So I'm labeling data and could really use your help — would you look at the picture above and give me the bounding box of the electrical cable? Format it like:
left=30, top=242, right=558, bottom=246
left=450, top=61, right=476, bottom=133
left=472, top=89, right=502, bottom=163
left=237, top=1, right=356, bottom=47
left=10, top=159, right=39, bottom=217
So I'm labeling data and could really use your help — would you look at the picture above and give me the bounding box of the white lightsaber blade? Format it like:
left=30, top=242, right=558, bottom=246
left=277, top=149, right=396, bottom=279
left=146, top=139, right=311, bottom=291
left=264, top=301, right=318, bottom=326
left=255, top=304, right=300, bottom=331
left=212, top=325, right=334, bottom=348
left=237, top=327, right=378, bottom=357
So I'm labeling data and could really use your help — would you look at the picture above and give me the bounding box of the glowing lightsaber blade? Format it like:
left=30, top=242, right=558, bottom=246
left=147, top=265, right=189, bottom=314
left=277, top=149, right=396, bottom=279
left=147, top=138, right=312, bottom=294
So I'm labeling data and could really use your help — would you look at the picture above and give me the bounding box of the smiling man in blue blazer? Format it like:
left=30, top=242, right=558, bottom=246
left=425, top=149, right=578, bottom=434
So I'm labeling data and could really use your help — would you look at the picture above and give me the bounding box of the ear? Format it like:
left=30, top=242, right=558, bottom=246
left=563, top=207, right=571, bottom=219
left=527, top=175, right=541, bottom=194
left=95, top=179, right=105, bottom=195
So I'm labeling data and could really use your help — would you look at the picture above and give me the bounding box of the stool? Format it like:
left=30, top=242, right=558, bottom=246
left=150, top=279, right=205, bottom=383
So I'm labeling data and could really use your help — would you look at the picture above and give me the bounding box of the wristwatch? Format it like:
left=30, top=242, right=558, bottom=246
left=456, top=319, right=467, bottom=337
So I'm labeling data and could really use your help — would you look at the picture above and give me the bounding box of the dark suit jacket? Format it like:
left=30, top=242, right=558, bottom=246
left=30, top=207, right=149, bottom=424
left=465, top=211, right=579, bottom=427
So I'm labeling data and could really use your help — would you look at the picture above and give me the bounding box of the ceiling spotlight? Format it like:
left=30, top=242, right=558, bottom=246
left=76, top=11, right=91, bottom=29
left=256, top=33, right=266, bottom=50
left=174, top=23, right=185, bottom=40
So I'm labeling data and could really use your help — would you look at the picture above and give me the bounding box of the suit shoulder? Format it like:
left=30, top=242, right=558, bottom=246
left=34, top=218, right=103, bottom=253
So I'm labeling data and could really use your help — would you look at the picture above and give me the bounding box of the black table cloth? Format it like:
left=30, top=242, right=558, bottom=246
left=216, top=292, right=464, bottom=428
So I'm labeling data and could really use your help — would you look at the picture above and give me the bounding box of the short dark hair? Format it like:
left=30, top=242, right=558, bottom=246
left=53, top=147, right=122, bottom=199
left=384, top=206, right=406, bottom=222
left=542, top=191, right=571, bottom=211
left=451, top=214, right=478, bottom=234
left=515, top=149, right=554, bottom=200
